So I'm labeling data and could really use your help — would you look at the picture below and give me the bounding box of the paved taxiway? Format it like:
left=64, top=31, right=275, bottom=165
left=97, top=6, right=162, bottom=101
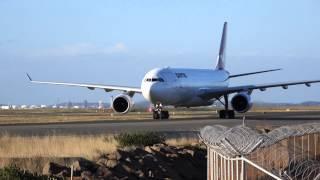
left=0, top=111, right=320, bottom=136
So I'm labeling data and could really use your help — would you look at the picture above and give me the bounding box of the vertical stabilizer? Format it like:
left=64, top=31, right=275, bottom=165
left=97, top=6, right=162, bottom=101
left=216, top=22, right=227, bottom=70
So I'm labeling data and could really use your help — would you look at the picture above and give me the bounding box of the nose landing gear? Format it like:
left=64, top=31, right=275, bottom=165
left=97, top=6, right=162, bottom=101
left=152, top=104, right=169, bottom=120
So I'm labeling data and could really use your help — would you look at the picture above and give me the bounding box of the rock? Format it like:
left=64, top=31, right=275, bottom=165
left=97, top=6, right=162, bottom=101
left=150, top=144, right=165, bottom=152
left=122, top=164, right=133, bottom=173
left=81, top=170, right=93, bottom=180
left=125, top=157, right=131, bottom=163
left=72, top=158, right=97, bottom=172
left=56, top=169, right=68, bottom=178
left=95, top=166, right=112, bottom=177
left=136, top=170, right=144, bottom=178
left=42, top=162, right=70, bottom=175
left=107, top=151, right=122, bottom=160
left=144, top=146, right=153, bottom=154
left=106, top=159, right=118, bottom=168
left=166, top=153, right=178, bottom=158
left=184, top=149, right=195, bottom=156
left=96, top=158, right=108, bottom=167
left=148, top=170, right=154, bottom=178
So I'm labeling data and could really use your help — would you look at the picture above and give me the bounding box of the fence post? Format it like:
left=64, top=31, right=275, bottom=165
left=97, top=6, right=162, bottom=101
left=70, top=165, right=73, bottom=180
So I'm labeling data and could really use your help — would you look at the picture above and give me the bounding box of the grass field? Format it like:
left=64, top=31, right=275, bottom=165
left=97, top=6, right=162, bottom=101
left=0, top=106, right=319, bottom=125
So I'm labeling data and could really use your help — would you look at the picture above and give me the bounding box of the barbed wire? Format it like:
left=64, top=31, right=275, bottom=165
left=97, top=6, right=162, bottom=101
left=200, top=123, right=320, bottom=179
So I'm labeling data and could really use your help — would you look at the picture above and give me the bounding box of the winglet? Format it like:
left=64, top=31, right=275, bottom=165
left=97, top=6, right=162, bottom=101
left=216, top=22, right=227, bottom=70
left=26, top=73, right=33, bottom=81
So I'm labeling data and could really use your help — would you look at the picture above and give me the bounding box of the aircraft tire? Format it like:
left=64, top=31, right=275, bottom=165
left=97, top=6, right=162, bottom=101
left=219, top=110, right=235, bottom=119
left=153, top=111, right=160, bottom=119
left=219, top=110, right=226, bottom=118
left=227, top=110, right=235, bottom=119
left=162, top=111, right=169, bottom=119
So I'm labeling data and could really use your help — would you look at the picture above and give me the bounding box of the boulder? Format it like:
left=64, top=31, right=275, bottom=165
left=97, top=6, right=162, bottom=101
left=95, top=166, right=112, bottom=178
left=184, top=149, right=195, bottom=156
left=107, top=151, right=122, bottom=160
left=42, top=162, right=70, bottom=176
left=106, top=159, right=118, bottom=168
left=96, top=158, right=108, bottom=167
left=72, top=158, right=97, bottom=172
left=144, top=146, right=154, bottom=154
left=81, top=170, right=93, bottom=180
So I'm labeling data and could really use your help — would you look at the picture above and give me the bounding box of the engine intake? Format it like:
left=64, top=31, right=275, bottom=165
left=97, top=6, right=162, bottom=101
left=231, top=93, right=252, bottom=113
left=112, top=94, right=133, bottom=114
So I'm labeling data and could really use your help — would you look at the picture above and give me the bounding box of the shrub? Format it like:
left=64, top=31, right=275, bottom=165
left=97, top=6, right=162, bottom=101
left=0, top=165, right=51, bottom=180
left=115, top=132, right=165, bottom=147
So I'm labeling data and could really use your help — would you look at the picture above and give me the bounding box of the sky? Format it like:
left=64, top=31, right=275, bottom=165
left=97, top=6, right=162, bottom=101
left=0, top=0, right=320, bottom=105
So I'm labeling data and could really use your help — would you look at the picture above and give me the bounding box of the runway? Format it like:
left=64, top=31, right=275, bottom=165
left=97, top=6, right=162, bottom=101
left=1, top=111, right=320, bottom=136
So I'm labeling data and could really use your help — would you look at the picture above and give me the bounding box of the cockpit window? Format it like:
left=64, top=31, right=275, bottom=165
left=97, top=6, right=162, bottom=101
left=145, top=78, right=164, bottom=82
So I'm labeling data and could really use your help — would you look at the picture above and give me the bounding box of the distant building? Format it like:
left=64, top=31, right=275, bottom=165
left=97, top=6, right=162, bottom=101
left=21, top=105, right=28, bottom=109
left=30, top=105, right=39, bottom=109
left=98, top=100, right=104, bottom=109
left=40, top=105, right=47, bottom=108
left=73, top=106, right=80, bottom=109
left=1, top=106, right=10, bottom=110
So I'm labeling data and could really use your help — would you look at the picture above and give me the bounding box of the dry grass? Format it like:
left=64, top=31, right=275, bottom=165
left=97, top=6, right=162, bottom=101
left=165, top=137, right=199, bottom=147
left=0, top=134, right=199, bottom=160
left=0, top=134, right=118, bottom=159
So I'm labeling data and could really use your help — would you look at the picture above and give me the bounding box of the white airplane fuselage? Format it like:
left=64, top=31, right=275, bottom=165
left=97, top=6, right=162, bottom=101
left=141, top=68, right=229, bottom=107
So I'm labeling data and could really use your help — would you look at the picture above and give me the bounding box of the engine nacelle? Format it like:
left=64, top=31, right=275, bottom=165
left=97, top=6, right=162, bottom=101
left=111, top=94, right=134, bottom=114
left=231, top=92, right=252, bottom=113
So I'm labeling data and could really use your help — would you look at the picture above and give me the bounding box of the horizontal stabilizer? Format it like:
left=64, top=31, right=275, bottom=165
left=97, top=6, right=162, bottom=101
left=229, top=68, right=281, bottom=78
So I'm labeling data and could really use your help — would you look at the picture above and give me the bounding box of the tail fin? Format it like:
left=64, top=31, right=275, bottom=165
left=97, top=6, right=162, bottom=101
left=215, top=22, right=227, bottom=70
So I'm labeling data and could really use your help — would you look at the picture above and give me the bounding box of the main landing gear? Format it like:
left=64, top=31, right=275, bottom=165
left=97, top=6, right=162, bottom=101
left=152, top=104, right=169, bottom=120
left=218, top=95, right=235, bottom=119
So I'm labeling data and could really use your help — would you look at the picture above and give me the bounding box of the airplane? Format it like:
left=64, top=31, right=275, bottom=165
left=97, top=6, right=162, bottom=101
left=27, top=22, right=320, bottom=119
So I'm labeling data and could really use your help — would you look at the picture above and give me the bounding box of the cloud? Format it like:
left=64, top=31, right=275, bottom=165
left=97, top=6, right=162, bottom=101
left=31, top=42, right=127, bottom=57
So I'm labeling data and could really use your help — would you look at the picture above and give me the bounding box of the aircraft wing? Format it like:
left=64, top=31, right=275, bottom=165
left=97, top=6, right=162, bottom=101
left=199, top=80, right=320, bottom=99
left=26, top=73, right=142, bottom=94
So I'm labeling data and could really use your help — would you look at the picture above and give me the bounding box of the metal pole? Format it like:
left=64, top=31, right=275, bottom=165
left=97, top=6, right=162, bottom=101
left=293, top=136, right=296, bottom=162
left=241, top=158, right=244, bottom=180
left=207, top=148, right=210, bottom=180
left=215, top=152, right=218, bottom=180
left=231, top=159, right=234, bottom=180
left=223, top=157, right=227, bottom=180
left=70, top=165, right=73, bottom=180
left=211, top=149, right=214, bottom=180
left=315, top=134, right=318, bottom=159
left=221, top=155, right=223, bottom=180
left=308, top=134, right=310, bottom=160
left=242, top=157, right=282, bottom=180
left=236, top=159, right=239, bottom=180
left=227, top=159, right=230, bottom=180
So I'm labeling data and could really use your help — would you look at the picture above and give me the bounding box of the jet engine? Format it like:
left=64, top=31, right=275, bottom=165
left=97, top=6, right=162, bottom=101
left=111, top=94, right=134, bottom=114
left=231, top=92, right=252, bottom=113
